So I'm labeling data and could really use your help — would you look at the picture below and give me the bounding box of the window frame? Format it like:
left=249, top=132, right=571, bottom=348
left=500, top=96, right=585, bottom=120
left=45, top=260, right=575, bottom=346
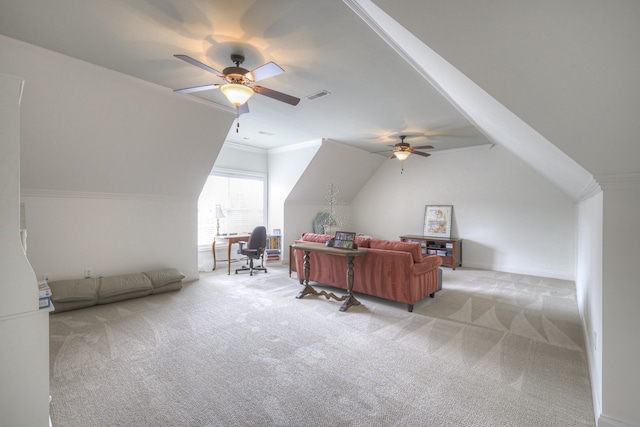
left=197, top=167, right=268, bottom=251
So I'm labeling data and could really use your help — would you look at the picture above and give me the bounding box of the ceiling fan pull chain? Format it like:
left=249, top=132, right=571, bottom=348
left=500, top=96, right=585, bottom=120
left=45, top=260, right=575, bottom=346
left=236, top=114, right=240, bottom=133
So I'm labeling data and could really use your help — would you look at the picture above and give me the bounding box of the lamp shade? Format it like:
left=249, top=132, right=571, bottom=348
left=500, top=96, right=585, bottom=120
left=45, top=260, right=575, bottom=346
left=393, top=150, right=410, bottom=161
left=215, top=204, right=225, bottom=218
left=220, top=83, right=254, bottom=107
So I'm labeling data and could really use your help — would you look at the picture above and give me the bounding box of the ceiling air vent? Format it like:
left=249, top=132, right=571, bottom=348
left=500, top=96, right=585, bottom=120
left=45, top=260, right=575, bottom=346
left=305, top=90, right=331, bottom=101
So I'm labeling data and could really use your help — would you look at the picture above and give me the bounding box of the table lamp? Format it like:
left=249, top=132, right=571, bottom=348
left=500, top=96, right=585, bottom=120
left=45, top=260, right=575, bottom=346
left=215, top=205, right=225, bottom=236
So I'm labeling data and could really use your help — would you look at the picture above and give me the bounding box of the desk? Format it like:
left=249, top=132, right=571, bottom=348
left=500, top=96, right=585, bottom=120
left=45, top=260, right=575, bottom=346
left=212, top=234, right=251, bottom=275
left=291, top=242, right=367, bottom=312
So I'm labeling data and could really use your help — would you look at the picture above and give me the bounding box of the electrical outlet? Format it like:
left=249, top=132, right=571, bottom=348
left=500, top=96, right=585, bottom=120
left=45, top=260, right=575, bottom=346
left=43, top=273, right=51, bottom=282
left=84, top=268, right=92, bottom=278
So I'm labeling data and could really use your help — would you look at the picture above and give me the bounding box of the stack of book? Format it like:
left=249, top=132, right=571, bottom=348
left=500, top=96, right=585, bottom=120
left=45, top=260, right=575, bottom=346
left=266, top=232, right=281, bottom=261
left=266, top=248, right=281, bottom=261
left=38, top=281, right=52, bottom=309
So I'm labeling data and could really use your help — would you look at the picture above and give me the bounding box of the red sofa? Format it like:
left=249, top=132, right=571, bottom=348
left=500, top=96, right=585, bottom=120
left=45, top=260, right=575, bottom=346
left=293, top=233, right=442, bottom=312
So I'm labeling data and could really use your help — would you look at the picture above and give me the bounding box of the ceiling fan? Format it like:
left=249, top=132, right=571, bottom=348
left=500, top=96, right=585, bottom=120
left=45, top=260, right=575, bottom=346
left=373, top=135, right=434, bottom=161
left=173, top=53, right=300, bottom=114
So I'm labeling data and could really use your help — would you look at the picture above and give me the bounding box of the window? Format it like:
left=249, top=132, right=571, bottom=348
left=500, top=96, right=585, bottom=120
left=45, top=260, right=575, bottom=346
left=197, top=168, right=266, bottom=246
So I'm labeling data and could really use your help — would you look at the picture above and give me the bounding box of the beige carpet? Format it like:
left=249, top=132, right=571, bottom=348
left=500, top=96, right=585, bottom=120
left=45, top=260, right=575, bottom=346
left=49, top=264, right=595, bottom=426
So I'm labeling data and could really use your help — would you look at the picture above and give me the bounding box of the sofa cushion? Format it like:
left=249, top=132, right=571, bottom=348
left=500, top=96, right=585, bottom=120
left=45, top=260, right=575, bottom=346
left=53, top=300, right=99, bottom=313
left=151, top=281, right=183, bottom=295
left=369, top=239, right=423, bottom=263
left=143, top=268, right=185, bottom=288
left=98, top=289, right=153, bottom=305
left=49, top=278, right=98, bottom=303
left=97, top=273, right=152, bottom=304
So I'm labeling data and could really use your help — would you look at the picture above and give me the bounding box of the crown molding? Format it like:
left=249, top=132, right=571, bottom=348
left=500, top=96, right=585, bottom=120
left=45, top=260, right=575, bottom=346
left=595, top=172, right=640, bottom=191
left=211, top=167, right=266, bottom=179
left=267, top=139, right=323, bottom=154
left=575, top=177, right=602, bottom=202
left=223, top=141, right=268, bottom=154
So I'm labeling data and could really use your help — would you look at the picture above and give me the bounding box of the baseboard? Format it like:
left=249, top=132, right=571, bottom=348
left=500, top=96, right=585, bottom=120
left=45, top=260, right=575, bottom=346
left=461, top=261, right=575, bottom=281
left=580, top=305, right=601, bottom=427
left=580, top=305, right=634, bottom=427
left=598, top=414, right=637, bottom=427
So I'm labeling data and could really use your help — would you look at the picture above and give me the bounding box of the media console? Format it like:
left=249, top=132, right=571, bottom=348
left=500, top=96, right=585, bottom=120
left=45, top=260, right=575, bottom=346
left=399, top=235, right=462, bottom=270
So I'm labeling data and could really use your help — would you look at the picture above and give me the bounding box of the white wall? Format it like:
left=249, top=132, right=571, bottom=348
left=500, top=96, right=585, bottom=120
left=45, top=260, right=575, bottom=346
left=601, top=185, right=640, bottom=426
left=214, top=142, right=268, bottom=174
left=285, top=202, right=352, bottom=246
left=576, top=191, right=603, bottom=421
left=270, top=140, right=322, bottom=259
left=352, top=144, right=576, bottom=279
left=2, top=36, right=235, bottom=281
left=0, top=73, right=50, bottom=427
left=23, top=191, right=196, bottom=281
left=281, top=140, right=382, bottom=261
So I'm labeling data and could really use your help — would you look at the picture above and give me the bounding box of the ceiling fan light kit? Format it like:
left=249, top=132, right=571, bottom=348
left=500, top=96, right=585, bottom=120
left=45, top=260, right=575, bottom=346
left=393, top=150, right=410, bottom=161
left=220, top=83, right=254, bottom=107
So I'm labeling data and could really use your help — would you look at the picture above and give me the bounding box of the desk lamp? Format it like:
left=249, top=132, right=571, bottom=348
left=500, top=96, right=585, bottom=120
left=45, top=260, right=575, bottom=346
left=215, top=205, right=225, bottom=236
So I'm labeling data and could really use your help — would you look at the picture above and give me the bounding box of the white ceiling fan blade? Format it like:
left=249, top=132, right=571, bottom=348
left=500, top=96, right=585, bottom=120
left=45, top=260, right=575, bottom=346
left=246, top=62, right=284, bottom=82
left=174, top=54, right=224, bottom=76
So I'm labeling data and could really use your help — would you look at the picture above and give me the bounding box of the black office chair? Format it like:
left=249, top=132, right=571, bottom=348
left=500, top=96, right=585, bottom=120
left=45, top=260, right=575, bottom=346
left=235, top=226, right=268, bottom=275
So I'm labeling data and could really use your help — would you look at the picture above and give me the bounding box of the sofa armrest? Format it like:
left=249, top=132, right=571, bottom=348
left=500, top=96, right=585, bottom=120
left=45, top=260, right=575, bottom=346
left=411, top=255, right=443, bottom=276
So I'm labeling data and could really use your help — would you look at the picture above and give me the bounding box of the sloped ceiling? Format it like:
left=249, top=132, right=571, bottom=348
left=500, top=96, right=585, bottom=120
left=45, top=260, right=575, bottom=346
left=2, top=0, right=636, bottom=200
left=287, top=139, right=384, bottom=205
left=372, top=0, right=640, bottom=178
left=346, top=0, right=597, bottom=199
left=0, top=0, right=491, bottom=154
left=1, top=37, right=233, bottom=197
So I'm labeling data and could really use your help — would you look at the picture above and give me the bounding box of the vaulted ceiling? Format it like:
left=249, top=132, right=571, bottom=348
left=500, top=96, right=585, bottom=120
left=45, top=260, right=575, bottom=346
left=0, top=0, right=491, bottom=153
left=2, top=0, right=638, bottom=199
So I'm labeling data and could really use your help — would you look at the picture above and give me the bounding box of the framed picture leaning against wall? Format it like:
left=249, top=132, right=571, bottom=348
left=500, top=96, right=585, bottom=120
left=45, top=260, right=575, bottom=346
left=423, top=205, right=453, bottom=238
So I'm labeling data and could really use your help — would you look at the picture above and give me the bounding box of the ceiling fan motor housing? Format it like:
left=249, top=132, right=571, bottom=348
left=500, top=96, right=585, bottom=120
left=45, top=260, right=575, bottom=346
left=222, top=67, right=252, bottom=84
left=224, top=54, right=252, bottom=84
